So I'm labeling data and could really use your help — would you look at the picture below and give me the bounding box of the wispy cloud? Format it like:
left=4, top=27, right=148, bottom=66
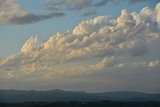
left=45, top=0, right=95, bottom=17
left=129, top=0, right=150, bottom=4
left=45, top=0, right=152, bottom=17
left=94, top=0, right=118, bottom=7
left=65, top=0, right=92, bottom=10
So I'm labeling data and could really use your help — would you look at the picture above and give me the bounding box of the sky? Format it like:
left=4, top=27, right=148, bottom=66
left=0, top=0, right=160, bottom=93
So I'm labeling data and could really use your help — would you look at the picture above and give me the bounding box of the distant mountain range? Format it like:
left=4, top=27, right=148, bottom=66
left=0, top=89, right=159, bottom=103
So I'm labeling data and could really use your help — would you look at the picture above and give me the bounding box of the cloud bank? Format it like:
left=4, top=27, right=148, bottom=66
left=0, top=3, right=160, bottom=92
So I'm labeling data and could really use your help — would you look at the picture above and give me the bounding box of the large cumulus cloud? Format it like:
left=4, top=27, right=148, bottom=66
left=0, top=3, right=160, bottom=92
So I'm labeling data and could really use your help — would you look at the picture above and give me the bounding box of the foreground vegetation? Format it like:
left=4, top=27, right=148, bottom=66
left=0, top=101, right=160, bottom=107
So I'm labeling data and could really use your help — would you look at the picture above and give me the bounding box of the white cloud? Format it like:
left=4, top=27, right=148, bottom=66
left=156, top=3, right=160, bottom=23
left=117, top=9, right=135, bottom=27
left=73, top=16, right=108, bottom=35
left=148, top=60, right=160, bottom=67
left=0, top=3, right=160, bottom=92
left=96, top=57, right=116, bottom=69
left=21, top=35, right=44, bottom=54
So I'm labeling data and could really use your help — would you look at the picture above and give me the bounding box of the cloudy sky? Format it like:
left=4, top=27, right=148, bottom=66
left=0, top=0, right=160, bottom=93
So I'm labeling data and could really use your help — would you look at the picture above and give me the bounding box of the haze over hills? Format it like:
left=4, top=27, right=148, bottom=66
left=0, top=89, right=159, bottom=103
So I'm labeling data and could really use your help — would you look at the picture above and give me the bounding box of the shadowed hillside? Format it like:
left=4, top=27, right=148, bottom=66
left=0, top=89, right=160, bottom=103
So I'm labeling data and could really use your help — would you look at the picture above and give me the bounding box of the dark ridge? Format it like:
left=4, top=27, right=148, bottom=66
left=0, top=89, right=159, bottom=103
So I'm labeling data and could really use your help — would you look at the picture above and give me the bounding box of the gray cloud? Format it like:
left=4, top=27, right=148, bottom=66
left=94, top=0, right=110, bottom=7
left=0, top=0, right=154, bottom=25
left=129, top=43, right=149, bottom=57
left=45, top=0, right=95, bottom=17
left=45, top=0, right=92, bottom=11
left=45, top=0, right=65, bottom=12
left=8, top=12, right=65, bottom=25
left=65, top=0, right=92, bottom=10
left=45, top=0, right=152, bottom=17
left=94, top=0, right=118, bottom=7
left=94, top=0, right=151, bottom=7
left=0, top=0, right=65, bottom=25
left=129, top=0, right=150, bottom=4
left=81, top=8, right=96, bottom=16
